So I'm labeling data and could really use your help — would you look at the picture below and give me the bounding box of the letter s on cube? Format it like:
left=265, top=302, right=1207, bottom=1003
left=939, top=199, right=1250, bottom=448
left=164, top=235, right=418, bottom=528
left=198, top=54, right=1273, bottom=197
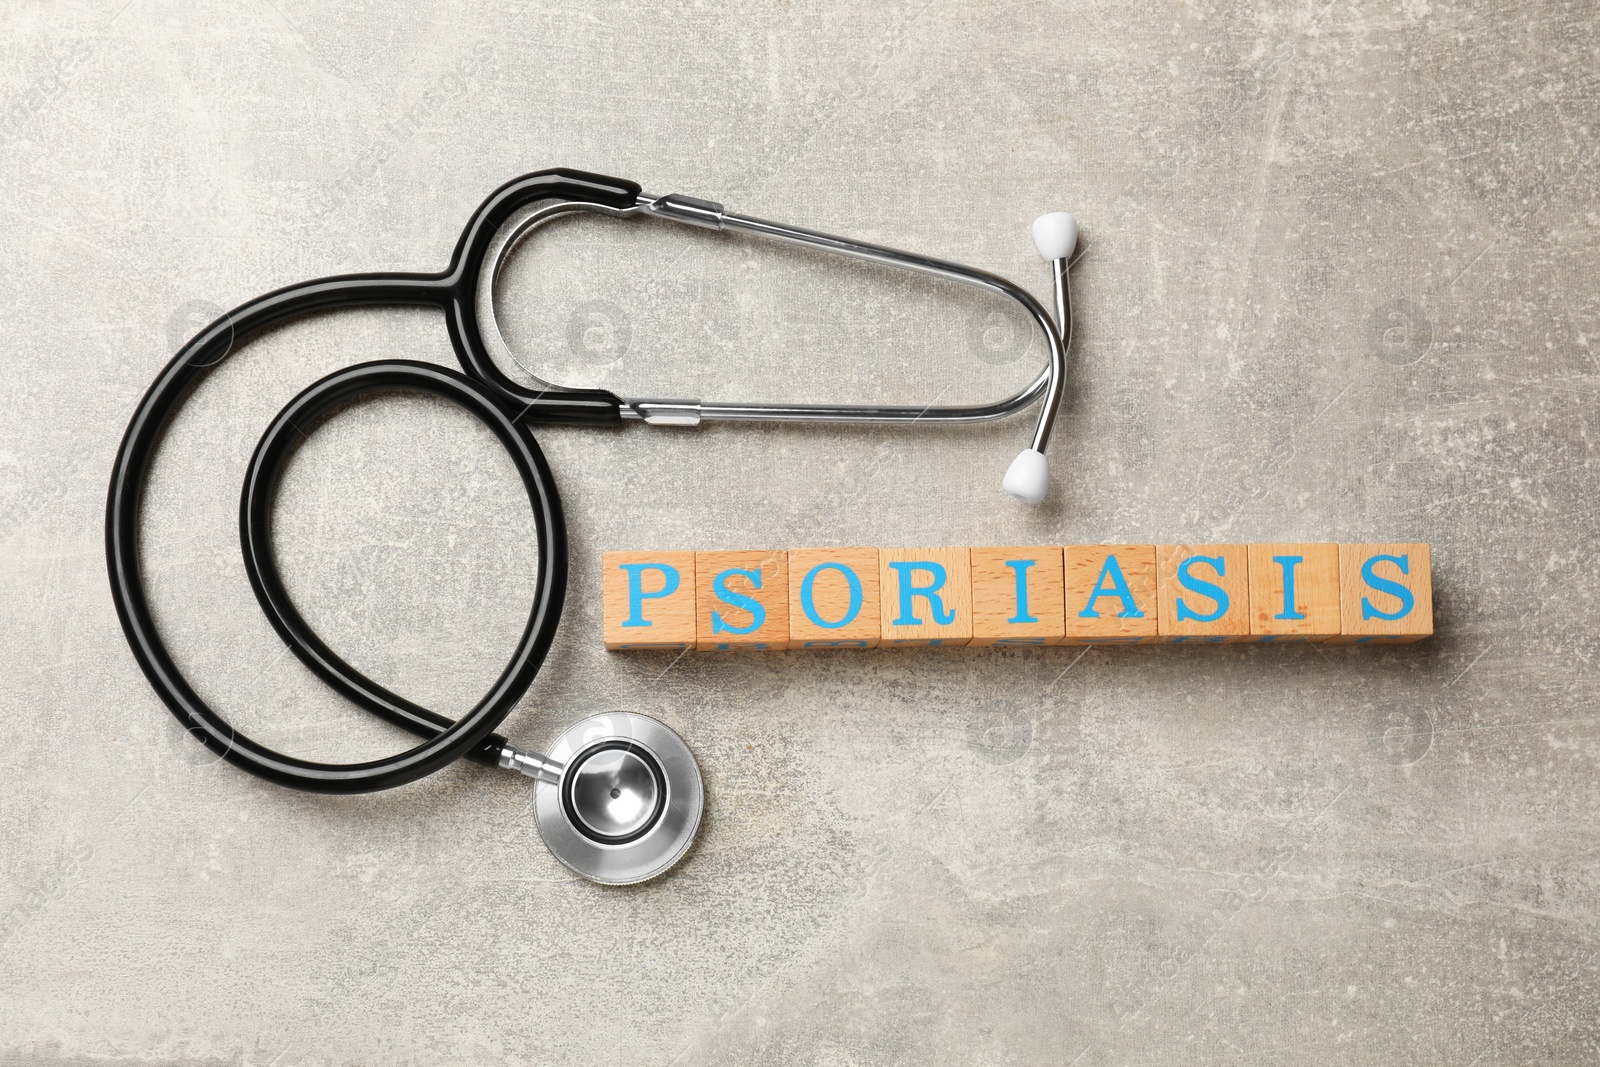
left=602, top=551, right=697, bottom=650
left=1331, top=543, right=1433, bottom=643
left=694, top=550, right=789, bottom=651
left=1155, top=544, right=1252, bottom=642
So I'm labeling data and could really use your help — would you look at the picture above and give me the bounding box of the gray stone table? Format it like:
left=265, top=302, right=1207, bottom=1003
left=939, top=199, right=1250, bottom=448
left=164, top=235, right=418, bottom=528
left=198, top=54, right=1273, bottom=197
left=1, top=1, right=1595, bottom=1063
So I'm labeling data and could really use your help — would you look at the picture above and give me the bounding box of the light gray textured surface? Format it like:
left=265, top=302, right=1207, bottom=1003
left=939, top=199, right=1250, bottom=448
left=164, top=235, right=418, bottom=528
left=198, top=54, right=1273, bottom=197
left=2, top=0, right=1597, bottom=1063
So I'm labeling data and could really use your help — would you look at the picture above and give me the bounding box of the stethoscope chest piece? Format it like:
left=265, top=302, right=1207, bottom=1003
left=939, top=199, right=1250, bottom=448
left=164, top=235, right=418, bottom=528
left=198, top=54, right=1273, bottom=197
left=534, top=712, right=703, bottom=885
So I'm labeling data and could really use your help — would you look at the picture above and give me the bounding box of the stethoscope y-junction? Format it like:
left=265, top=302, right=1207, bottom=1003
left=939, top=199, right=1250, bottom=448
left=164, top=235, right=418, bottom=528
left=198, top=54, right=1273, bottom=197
left=106, top=168, right=1079, bottom=883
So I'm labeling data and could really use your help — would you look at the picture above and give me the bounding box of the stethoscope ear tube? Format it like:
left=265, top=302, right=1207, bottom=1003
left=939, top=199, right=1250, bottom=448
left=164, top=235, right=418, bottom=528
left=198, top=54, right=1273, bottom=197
left=108, top=356, right=568, bottom=793
left=105, top=168, right=643, bottom=794
left=236, top=360, right=568, bottom=788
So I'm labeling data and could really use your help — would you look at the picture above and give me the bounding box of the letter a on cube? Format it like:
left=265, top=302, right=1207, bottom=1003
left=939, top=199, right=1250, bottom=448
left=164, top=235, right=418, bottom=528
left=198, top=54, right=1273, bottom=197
left=1062, top=545, right=1159, bottom=644
left=603, top=551, right=697, bottom=650
left=694, top=550, right=789, bottom=651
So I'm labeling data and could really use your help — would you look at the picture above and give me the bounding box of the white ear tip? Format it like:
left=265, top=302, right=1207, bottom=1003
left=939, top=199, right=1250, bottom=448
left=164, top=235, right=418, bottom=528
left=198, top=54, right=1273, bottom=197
left=1031, top=211, right=1077, bottom=262
left=1002, top=448, right=1049, bottom=504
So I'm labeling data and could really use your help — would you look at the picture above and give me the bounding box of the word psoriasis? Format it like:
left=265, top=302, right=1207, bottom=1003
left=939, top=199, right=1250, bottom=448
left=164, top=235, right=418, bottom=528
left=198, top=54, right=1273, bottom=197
left=602, top=544, right=1433, bottom=650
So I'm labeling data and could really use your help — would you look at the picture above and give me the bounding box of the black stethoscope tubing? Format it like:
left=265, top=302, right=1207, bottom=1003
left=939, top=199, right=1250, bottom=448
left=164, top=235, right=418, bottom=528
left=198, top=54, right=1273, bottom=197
left=106, top=169, right=640, bottom=794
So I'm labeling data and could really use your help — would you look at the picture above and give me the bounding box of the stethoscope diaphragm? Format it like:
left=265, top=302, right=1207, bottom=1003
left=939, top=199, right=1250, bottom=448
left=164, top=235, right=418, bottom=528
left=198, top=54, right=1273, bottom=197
left=533, top=712, right=703, bottom=886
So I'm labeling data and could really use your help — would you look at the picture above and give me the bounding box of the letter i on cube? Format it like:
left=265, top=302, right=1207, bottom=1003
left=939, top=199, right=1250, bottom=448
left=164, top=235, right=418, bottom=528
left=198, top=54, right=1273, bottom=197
left=970, top=547, right=1066, bottom=646
left=1247, top=543, right=1341, bottom=641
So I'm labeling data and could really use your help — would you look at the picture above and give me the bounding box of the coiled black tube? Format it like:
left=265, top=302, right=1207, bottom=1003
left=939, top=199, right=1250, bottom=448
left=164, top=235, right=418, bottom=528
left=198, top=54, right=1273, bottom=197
left=237, top=360, right=564, bottom=788
left=104, top=169, right=638, bottom=793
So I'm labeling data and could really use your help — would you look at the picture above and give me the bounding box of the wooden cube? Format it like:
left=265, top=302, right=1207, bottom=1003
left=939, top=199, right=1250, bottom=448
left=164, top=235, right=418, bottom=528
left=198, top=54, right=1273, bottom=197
left=786, top=548, right=881, bottom=649
left=966, top=547, right=1068, bottom=646
left=602, top=550, right=697, bottom=650
left=1332, top=543, right=1433, bottom=643
left=1061, top=545, right=1160, bottom=644
left=1248, top=543, right=1341, bottom=641
left=694, top=550, right=789, bottom=651
left=879, top=547, right=973, bottom=646
left=1156, top=544, right=1251, bottom=642
left=970, top=547, right=1066, bottom=646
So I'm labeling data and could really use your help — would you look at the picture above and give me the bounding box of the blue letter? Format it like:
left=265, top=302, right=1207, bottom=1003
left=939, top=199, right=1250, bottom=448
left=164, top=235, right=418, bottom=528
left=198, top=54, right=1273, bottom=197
left=1272, top=555, right=1305, bottom=620
left=800, top=563, right=862, bottom=629
left=1360, top=554, right=1414, bottom=620
left=711, top=568, right=765, bottom=635
left=1174, top=555, right=1229, bottom=623
left=889, top=561, right=956, bottom=626
left=1079, top=555, right=1144, bottom=619
left=1005, top=559, right=1038, bottom=624
left=619, top=562, right=678, bottom=627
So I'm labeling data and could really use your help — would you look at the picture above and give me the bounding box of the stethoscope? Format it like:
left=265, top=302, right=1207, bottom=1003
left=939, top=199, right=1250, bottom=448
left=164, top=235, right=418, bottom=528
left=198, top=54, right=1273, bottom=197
left=106, top=168, right=1079, bottom=884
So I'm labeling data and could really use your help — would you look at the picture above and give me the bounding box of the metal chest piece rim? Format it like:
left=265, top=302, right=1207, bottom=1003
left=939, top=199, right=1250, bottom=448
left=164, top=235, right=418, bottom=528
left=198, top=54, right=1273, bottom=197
left=533, top=712, right=703, bottom=886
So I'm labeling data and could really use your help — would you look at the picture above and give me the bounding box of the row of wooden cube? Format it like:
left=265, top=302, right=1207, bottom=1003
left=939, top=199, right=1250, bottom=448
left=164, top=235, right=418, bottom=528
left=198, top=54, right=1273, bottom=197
left=601, top=544, right=1433, bottom=650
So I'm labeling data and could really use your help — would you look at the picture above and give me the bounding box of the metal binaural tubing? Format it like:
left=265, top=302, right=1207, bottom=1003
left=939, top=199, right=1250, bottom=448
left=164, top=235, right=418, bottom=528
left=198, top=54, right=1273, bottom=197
left=1040, top=257, right=1073, bottom=452
left=478, top=192, right=1069, bottom=448
left=642, top=195, right=1069, bottom=446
